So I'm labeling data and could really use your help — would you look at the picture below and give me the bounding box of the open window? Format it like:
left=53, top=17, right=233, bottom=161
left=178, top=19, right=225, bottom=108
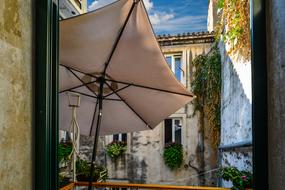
left=164, top=118, right=182, bottom=145
left=34, top=0, right=268, bottom=189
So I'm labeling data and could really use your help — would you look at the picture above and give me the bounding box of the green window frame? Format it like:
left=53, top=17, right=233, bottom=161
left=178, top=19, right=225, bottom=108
left=35, top=1, right=59, bottom=189
left=34, top=0, right=268, bottom=189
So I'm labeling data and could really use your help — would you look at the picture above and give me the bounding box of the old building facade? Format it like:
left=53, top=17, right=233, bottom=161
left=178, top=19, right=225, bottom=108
left=79, top=32, right=219, bottom=186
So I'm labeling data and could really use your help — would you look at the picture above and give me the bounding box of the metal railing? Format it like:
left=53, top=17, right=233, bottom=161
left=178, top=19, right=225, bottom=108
left=60, top=182, right=230, bottom=190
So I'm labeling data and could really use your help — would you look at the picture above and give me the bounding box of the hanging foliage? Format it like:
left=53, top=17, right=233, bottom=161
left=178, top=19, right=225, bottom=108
left=58, top=141, right=73, bottom=163
left=163, top=143, right=183, bottom=170
left=106, top=141, right=127, bottom=159
left=216, top=0, right=251, bottom=59
left=191, top=46, right=221, bottom=146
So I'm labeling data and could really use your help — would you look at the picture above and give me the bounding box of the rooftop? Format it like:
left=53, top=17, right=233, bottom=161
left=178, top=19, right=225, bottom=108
left=157, top=31, right=215, bottom=46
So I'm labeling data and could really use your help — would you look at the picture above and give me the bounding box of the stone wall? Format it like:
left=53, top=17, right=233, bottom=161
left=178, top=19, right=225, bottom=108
left=80, top=42, right=218, bottom=186
left=0, top=0, right=33, bottom=189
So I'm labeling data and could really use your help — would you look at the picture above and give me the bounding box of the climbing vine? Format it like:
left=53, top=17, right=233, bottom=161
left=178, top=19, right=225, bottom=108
left=191, top=46, right=221, bottom=146
left=216, top=0, right=251, bottom=59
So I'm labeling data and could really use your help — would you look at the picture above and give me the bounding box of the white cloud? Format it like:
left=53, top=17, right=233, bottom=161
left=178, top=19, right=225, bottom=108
left=88, top=0, right=116, bottom=11
left=152, top=15, right=208, bottom=34
left=143, top=0, right=153, bottom=11
left=149, top=12, right=174, bottom=25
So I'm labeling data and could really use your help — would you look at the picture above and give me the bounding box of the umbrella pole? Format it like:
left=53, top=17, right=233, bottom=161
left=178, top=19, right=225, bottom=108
left=88, top=78, right=104, bottom=190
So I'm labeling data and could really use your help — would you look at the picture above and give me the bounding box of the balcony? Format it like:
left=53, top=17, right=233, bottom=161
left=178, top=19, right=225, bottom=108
left=60, top=182, right=233, bottom=190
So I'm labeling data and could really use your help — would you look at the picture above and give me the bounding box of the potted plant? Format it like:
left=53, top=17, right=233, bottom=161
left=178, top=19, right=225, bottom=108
left=105, top=141, right=127, bottom=159
left=218, top=166, right=253, bottom=190
left=76, top=159, right=108, bottom=182
left=163, top=143, right=183, bottom=170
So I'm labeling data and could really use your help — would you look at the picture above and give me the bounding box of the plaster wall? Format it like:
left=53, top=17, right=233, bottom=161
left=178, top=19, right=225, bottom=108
left=267, top=0, right=285, bottom=189
left=79, top=42, right=218, bottom=186
left=0, top=0, right=33, bottom=189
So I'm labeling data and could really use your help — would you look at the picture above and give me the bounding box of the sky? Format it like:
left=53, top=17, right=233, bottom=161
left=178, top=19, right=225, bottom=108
left=87, top=0, right=209, bottom=35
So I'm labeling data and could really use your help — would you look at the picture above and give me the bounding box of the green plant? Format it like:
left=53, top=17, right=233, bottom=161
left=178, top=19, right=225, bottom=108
left=163, top=143, right=183, bottom=170
left=191, top=46, right=221, bottom=146
left=218, top=167, right=253, bottom=190
left=76, top=159, right=108, bottom=182
left=58, top=141, right=73, bottom=162
left=106, top=141, right=127, bottom=159
left=216, top=0, right=251, bottom=59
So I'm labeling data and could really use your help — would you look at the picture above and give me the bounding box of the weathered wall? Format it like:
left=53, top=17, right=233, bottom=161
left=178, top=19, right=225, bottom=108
left=219, top=42, right=253, bottom=187
left=267, top=0, right=285, bottom=189
left=80, top=42, right=218, bottom=186
left=207, top=0, right=253, bottom=187
left=0, top=0, right=33, bottom=189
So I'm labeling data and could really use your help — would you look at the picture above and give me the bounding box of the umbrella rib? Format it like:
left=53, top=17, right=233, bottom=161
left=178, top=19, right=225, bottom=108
left=61, top=65, right=194, bottom=98
left=60, top=65, right=194, bottom=97
left=69, top=90, right=122, bottom=101
left=104, top=84, right=131, bottom=98
left=66, top=67, right=98, bottom=97
left=102, top=0, right=137, bottom=76
left=104, top=81, right=153, bottom=130
left=105, top=78, right=194, bottom=98
left=60, top=80, right=97, bottom=93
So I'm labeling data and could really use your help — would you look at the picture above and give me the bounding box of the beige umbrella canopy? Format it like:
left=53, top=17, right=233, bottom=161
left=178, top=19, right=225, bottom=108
left=59, top=0, right=194, bottom=187
left=60, top=0, right=194, bottom=137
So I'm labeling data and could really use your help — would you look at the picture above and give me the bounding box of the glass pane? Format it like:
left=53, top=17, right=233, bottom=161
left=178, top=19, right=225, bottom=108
left=122, top=133, right=127, bottom=142
left=164, top=119, right=172, bottom=145
left=166, top=56, right=172, bottom=68
left=113, top=134, right=119, bottom=141
left=175, top=57, right=181, bottom=81
left=174, top=119, right=182, bottom=144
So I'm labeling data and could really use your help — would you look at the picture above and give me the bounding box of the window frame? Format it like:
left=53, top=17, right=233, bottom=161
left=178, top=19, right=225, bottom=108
left=113, top=133, right=128, bottom=142
left=35, top=0, right=268, bottom=189
left=165, top=54, right=183, bottom=82
left=164, top=118, right=182, bottom=145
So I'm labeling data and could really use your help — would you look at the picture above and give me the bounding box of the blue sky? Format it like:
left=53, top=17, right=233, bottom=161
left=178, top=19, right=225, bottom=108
left=87, top=0, right=209, bottom=35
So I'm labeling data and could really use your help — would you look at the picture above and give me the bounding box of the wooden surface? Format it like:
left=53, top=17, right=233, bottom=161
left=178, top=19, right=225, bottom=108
left=60, top=182, right=230, bottom=190
left=59, top=182, right=74, bottom=190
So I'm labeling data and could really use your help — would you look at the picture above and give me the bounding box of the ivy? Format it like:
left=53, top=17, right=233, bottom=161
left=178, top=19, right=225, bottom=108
left=216, top=0, right=251, bottom=59
left=191, top=46, right=221, bottom=146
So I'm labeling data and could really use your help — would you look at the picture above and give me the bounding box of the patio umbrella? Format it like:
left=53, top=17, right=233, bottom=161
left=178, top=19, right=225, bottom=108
left=59, top=0, right=194, bottom=189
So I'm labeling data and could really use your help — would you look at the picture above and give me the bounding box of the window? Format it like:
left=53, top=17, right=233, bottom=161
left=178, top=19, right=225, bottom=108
left=113, top=133, right=127, bottom=142
left=165, top=55, right=183, bottom=81
left=164, top=118, right=182, bottom=145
